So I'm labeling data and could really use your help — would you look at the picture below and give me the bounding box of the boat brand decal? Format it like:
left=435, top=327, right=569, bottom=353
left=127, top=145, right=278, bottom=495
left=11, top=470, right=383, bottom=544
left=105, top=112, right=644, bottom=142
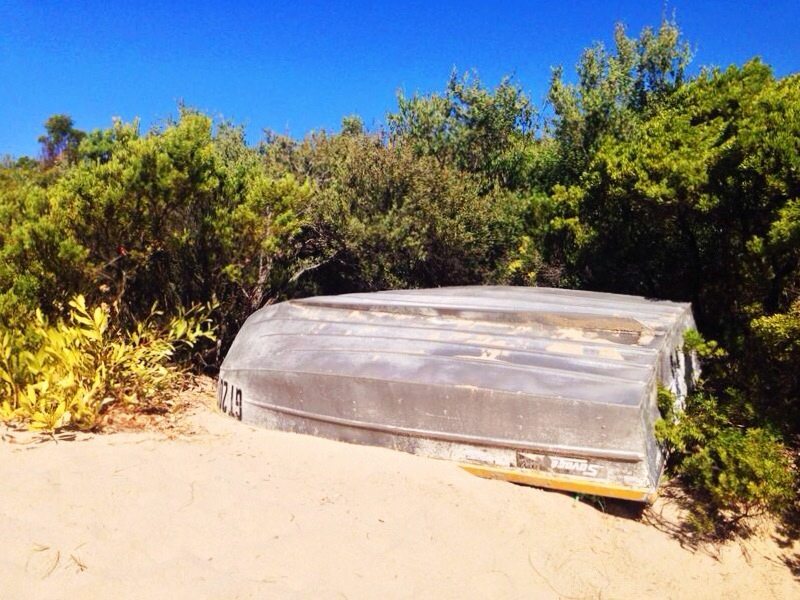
left=516, top=452, right=601, bottom=478
left=218, top=380, right=243, bottom=420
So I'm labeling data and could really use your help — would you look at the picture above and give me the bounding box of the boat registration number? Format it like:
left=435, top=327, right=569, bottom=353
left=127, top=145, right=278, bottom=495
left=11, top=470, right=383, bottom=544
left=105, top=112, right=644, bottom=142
left=218, top=380, right=243, bottom=420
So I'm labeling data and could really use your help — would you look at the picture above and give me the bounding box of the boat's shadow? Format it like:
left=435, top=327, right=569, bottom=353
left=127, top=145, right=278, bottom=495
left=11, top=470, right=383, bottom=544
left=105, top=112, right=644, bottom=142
left=510, top=482, right=646, bottom=520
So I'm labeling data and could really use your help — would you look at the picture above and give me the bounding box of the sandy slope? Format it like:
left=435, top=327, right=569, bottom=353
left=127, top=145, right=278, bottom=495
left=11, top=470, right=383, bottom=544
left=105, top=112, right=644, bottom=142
left=1, top=382, right=798, bottom=599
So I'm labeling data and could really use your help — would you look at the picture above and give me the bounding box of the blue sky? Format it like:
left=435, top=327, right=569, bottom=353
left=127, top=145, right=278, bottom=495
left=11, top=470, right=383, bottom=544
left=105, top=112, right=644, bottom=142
left=1, top=1, right=799, bottom=157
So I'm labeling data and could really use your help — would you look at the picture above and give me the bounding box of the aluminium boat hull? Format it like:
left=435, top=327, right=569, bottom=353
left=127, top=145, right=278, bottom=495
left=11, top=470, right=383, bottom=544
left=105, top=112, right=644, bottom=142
left=218, top=286, right=698, bottom=502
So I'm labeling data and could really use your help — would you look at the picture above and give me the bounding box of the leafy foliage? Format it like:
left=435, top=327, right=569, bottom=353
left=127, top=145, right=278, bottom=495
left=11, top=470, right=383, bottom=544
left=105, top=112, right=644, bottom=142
left=261, top=129, right=529, bottom=293
left=0, top=296, right=214, bottom=430
left=749, top=300, right=800, bottom=423
left=38, top=114, right=86, bottom=167
left=388, top=71, right=537, bottom=189
left=657, top=390, right=795, bottom=533
left=682, top=329, right=726, bottom=360
left=548, top=19, right=691, bottom=181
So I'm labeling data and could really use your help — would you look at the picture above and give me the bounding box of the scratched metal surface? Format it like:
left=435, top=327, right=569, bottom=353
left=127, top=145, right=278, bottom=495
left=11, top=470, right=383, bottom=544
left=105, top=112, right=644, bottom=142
left=219, top=286, right=698, bottom=497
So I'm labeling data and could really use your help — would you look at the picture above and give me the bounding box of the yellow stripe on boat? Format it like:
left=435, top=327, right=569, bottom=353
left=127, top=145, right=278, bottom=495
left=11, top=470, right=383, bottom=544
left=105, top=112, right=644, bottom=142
left=460, top=463, right=657, bottom=503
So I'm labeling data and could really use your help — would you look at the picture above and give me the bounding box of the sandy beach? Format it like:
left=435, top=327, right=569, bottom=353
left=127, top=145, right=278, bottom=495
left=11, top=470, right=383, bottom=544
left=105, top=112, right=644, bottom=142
left=1, top=378, right=797, bottom=599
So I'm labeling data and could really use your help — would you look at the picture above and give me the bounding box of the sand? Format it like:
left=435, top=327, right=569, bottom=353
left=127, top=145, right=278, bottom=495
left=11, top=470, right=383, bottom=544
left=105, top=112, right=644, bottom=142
left=1, top=380, right=798, bottom=599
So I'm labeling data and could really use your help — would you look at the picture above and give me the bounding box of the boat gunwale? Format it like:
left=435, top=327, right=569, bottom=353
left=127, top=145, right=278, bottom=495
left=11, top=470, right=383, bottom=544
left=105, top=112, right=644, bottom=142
left=384, top=284, right=692, bottom=309
left=293, top=299, right=662, bottom=335
left=239, top=393, right=646, bottom=463
left=460, top=463, right=656, bottom=502
left=299, top=287, right=691, bottom=315
left=295, top=291, right=689, bottom=321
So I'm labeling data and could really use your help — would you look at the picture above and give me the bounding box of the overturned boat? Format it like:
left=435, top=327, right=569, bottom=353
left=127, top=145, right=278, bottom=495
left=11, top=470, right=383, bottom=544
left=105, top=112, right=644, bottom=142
left=219, top=286, right=698, bottom=502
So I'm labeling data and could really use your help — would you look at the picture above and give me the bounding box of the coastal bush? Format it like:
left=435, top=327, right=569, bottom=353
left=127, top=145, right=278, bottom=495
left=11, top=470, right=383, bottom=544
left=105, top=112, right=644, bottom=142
left=657, top=390, right=796, bottom=532
left=263, top=130, right=530, bottom=294
left=657, top=331, right=795, bottom=530
left=0, top=295, right=214, bottom=430
left=547, top=57, right=800, bottom=425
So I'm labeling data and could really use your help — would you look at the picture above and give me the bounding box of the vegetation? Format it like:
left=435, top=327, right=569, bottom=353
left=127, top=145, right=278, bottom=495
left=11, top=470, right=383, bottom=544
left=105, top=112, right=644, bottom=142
left=0, top=18, right=797, bottom=532
left=657, top=387, right=795, bottom=534
left=0, top=296, right=214, bottom=430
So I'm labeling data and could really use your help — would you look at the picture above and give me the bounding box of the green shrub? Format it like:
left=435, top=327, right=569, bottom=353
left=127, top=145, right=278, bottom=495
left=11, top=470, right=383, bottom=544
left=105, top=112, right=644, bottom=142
left=262, top=129, right=531, bottom=294
left=656, top=390, right=796, bottom=533
left=682, top=427, right=795, bottom=519
left=748, top=300, right=800, bottom=425
left=0, top=295, right=215, bottom=430
left=682, top=329, right=726, bottom=360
